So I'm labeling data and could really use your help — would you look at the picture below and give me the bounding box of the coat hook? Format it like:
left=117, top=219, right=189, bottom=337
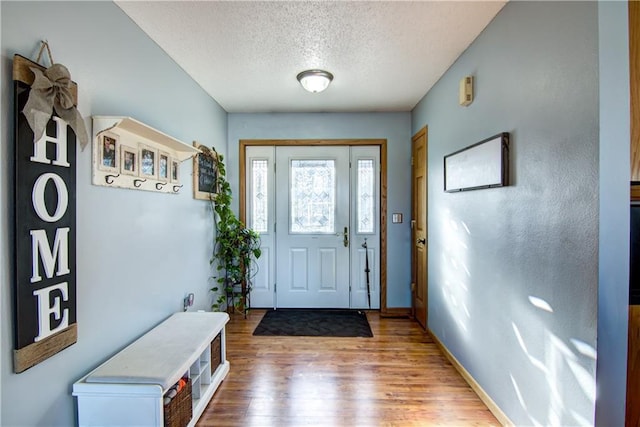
left=105, top=174, right=120, bottom=185
left=156, top=182, right=167, bottom=190
left=133, top=178, right=147, bottom=188
left=173, top=184, right=183, bottom=193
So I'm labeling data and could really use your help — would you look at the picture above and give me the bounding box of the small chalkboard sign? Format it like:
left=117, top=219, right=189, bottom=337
left=193, top=142, right=218, bottom=200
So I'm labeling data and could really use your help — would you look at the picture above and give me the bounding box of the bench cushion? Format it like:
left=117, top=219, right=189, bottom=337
left=86, top=312, right=228, bottom=390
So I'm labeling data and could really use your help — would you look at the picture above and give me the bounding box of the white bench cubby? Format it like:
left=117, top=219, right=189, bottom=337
left=72, top=312, right=229, bottom=427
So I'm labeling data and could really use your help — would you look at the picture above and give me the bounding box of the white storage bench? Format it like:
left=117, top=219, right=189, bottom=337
left=72, top=312, right=230, bottom=427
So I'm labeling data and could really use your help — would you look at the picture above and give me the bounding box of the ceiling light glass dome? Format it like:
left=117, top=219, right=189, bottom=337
left=296, top=69, right=334, bottom=93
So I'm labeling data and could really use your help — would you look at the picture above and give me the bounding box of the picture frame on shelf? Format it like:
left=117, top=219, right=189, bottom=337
left=193, top=141, right=218, bottom=200
left=120, top=145, right=137, bottom=176
left=158, top=151, right=170, bottom=182
left=98, top=132, right=119, bottom=173
left=171, top=159, right=180, bottom=183
left=139, top=144, right=158, bottom=179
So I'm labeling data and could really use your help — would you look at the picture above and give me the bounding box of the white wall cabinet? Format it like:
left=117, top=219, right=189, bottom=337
left=73, top=312, right=229, bottom=427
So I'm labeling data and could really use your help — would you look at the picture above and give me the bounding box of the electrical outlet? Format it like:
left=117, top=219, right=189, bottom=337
left=183, top=293, right=194, bottom=311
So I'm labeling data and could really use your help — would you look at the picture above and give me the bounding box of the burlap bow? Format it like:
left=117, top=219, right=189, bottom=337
left=22, top=63, right=88, bottom=149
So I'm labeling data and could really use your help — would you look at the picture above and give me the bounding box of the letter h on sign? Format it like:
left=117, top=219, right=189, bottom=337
left=13, top=55, right=77, bottom=373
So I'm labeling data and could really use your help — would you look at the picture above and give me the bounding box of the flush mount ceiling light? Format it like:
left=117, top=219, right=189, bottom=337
left=296, top=69, right=334, bottom=93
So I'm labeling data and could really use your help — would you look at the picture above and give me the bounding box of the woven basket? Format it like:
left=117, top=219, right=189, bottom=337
left=211, top=333, right=222, bottom=374
left=164, top=378, right=192, bottom=427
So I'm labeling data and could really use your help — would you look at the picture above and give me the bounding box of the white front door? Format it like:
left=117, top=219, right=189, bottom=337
left=245, top=145, right=380, bottom=309
left=275, top=146, right=350, bottom=308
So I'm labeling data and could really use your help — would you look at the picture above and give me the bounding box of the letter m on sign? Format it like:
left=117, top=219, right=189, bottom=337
left=13, top=54, right=77, bottom=373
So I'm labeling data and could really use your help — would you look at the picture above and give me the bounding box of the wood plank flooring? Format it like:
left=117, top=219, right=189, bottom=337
left=197, top=310, right=499, bottom=427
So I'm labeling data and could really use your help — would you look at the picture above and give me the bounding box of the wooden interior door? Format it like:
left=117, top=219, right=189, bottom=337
left=411, top=127, right=428, bottom=329
left=630, top=0, right=640, bottom=184
left=628, top=2, right=640, bottom=426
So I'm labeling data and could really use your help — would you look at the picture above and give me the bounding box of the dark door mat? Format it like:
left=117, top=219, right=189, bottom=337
left=252, top=309, right=373, bottom=337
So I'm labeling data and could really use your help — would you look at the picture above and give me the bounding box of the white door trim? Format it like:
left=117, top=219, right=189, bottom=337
left=240, top=139, right=396, bottom=314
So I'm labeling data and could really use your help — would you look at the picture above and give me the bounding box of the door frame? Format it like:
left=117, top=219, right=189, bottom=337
left=628, top=2, right=639, bottom=426
left=239, top=139, right=389, bottom=314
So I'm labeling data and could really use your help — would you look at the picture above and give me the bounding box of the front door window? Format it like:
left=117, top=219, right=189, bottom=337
left=290, top=159, right=336, bottom=234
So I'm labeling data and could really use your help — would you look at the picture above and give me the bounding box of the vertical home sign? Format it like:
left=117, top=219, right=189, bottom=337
left=13, top=55, right=77, bottom=373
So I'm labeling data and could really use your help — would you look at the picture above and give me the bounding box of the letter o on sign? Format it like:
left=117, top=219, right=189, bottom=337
left=32, top=173, right=69, bottom=223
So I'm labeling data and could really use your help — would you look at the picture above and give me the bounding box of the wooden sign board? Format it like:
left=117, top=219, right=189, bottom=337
left=13, top=54, right=77, bottom=373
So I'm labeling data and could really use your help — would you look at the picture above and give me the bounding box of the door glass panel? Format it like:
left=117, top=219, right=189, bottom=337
left=357, top=159, right=374, bottom=233
left=251, top=159, right=268, bottom=233
left=290, top=159, right=335, bottom=233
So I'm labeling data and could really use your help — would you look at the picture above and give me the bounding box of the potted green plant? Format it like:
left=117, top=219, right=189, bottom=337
left=201, top=146, right=261, bottom=314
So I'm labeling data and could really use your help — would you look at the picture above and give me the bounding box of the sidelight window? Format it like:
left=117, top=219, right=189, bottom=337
left=251, top=159, right=268, bottom=233
left=357, top=159, right=375, bottom=233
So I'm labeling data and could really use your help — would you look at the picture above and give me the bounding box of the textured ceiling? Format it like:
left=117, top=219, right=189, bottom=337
left=116, top=1, right=506, bottom=113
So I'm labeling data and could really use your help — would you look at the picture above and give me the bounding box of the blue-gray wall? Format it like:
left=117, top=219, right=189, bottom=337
left=596, top=1, right=630, bottom=425
left=1, top=2, right=227, bottom=426
left=412, top=1, right=628, bottom=425
left=227, top=113, right=413, bottom=308
left=0, top=1, right=632, bottom=426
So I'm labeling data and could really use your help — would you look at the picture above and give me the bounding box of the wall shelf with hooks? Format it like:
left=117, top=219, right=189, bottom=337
left=92, top=116, right=201, bottom=194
